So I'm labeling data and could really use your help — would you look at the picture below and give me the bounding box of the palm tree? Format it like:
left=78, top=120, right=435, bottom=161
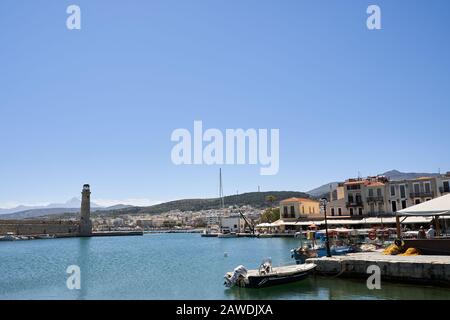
left=265, top=195, right=277, bottom=208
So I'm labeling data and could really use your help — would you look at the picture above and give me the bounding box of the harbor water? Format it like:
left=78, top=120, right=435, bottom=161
left=0, top=233, right=449, bottom=300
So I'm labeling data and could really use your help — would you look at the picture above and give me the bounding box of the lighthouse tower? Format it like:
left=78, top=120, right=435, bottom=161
left=79, top=184, right=92, bottom=237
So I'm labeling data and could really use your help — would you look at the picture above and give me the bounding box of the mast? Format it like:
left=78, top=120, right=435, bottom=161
left=219, top=168, right=225, bottom=208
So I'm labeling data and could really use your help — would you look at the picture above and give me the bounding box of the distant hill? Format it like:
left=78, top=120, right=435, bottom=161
left=0, top=197, right=101, bottom=216
left=0, top=204, right=132, bottom=220
left=0, top=208, right=81, bottom=220
left=96, top=191, right=311, bottom=217
left=307, top=182, right=339, bottom=198
left=382, top=170, right=439, bottom=181
left=45, top=191, right=310, bottom=218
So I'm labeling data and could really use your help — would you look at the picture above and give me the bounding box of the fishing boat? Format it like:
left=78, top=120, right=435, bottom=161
left=224, top=259, right=316, bottom=288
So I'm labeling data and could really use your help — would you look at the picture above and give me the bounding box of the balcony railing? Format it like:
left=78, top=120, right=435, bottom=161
left=410, top=192, right=434, bottom=198
left=366, top=196, right=384, bottom=203
left=346, top=201, right=363, bottom=208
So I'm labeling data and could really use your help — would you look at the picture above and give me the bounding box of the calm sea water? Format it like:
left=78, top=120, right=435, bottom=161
left=0, top=233, right=449, bottom=300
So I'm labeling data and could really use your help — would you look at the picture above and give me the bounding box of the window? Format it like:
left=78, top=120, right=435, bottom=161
left=391, top=201, right=397, bottom=212
left=331, top=208, right=335, bottom=216
left=338, top=208, right=342, bottom=216
left=368, top=189, right=374, bottom=197
left=290, top=206, right=295, bottom=215
left=424, top=182, right=431, bottom=194
left=350, top=208, right=354, bottom=216
left=400, top=185, right=406, bottom=198
left=356, top=194, right=362, bottom=203
left=401, top=200, right=407, bottom=209
left=358, top=208, right=363, bottom=216
left=415, top=199, right=421, bottom=205
left=377, top=188, right=382, bottom=197
left=390, top=185, right=396, bottom=197
left=414, top=183, right=420, bottom=194
left=443, top=181, right=450, bottom=193
left=348, top=195, right=354, bottom=203
left=332, top=190, right=338, bottom=201
left=283, top=206, right=288, bottom=217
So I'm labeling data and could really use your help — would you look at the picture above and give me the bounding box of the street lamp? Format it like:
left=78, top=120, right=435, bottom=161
left=320, top=198, right=332, bottom=257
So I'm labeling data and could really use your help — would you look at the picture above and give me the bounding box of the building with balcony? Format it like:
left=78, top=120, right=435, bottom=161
left=327, top=172, right=450, bottom=217
left=437, top=172, right=450, bottom=195
left=279, top=198, right=321, bottom=220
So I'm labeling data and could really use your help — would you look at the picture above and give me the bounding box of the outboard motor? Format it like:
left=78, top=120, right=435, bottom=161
left=224, top=265, right=248, bottom=288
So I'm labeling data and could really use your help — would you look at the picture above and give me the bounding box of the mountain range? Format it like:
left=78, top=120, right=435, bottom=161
left=0, top=197, right=101, bottom=215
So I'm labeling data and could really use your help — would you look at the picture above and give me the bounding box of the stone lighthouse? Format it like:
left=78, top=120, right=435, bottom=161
left=79, top=184, right=92, bottom=237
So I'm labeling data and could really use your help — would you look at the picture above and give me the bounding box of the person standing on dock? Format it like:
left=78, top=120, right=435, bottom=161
left=418, top=226, right=426, bottom=239
left=426, top=225, right=436, bottom=239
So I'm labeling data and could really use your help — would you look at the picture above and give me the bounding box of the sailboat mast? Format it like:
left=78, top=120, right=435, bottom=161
left=219, top=168, right=225, bottom=208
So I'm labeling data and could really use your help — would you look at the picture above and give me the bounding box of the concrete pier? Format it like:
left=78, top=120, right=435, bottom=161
left=306, top=252, right=450, bottom=286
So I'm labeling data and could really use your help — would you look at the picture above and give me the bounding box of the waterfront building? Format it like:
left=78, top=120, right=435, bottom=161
left=219, top=214, right=245, bottom=233
left=279, top=198, right=321, bottom=220
left=273, top=198, right=322, bottom=232
left=437, top=172, right=450, bottom=196
left=206, top=214, right=221, bottom=226
left=327, top=173, right=450, bottom=217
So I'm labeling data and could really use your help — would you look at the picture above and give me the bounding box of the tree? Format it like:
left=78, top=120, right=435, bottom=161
left=265, top=195, right=278, bottom=208
left=260, top=208, right=280, bottom=223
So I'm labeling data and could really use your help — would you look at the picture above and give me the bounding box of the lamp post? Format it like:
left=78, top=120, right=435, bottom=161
left=320, top=198, right=332, bottom=257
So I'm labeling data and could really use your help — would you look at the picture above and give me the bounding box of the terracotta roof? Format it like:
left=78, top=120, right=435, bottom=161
left=344, top=180, right=365, bottom=185
left=366, top=182, right=385, bottom=187
left=280, top=197, right=319, bottom=204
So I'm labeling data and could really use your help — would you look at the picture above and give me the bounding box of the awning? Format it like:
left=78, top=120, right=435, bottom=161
left=397, top=194, right=450, bottom=216
left=255, top=223, right=272, bottom=228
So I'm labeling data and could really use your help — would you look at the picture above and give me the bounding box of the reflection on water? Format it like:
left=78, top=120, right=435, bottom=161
left=0, top=234, right=449, bottom=300
left=224, top=276, right=450, bottom=300
left=76, top=238, right=91, bottom=300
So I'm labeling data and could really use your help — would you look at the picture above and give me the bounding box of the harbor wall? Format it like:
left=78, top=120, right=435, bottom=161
left=307, top=253, right=450, bottom=286
left=0, top=220, right=79, bottom=236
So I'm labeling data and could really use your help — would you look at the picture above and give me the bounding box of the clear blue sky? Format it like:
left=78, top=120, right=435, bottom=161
left=1, top=0, right=449, bottom=207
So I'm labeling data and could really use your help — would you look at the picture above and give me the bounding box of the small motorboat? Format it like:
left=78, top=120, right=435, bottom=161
left=224, top=259, right=316, bottom=288
left=36, top=234, right=55, bottom=239
left=0, top=232, right=18, bottom=241
left=291, top=243, right=356, bottom=264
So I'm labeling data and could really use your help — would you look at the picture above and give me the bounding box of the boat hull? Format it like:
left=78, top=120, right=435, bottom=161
left=246, top=270, right=312, bottom=288
left=225, top=264, right=316, bottom=289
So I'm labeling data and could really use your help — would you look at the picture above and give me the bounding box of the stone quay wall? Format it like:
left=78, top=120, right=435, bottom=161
left=0, top=219, right=79, bottom=236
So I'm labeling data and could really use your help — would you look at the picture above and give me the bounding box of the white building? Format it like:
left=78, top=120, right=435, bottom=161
left=220, top=215, right=245, bottom=233
left=206, top=214, right=221, bottom=226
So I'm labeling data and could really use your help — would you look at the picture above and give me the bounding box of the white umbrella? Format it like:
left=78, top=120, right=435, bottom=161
left=397, top=194, right=450, bottom=216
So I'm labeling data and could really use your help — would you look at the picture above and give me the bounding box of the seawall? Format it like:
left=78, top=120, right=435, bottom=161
left=306, top=252, right=450, bottom=286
